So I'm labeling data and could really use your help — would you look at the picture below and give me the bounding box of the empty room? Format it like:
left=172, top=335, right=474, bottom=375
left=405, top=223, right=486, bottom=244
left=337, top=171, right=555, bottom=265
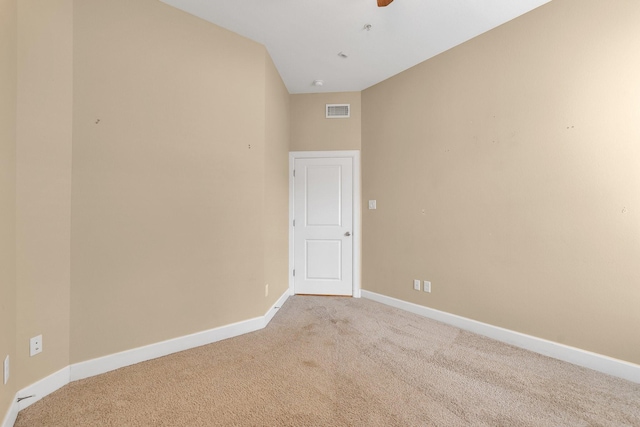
left=1, top=0, right=639, bottom=425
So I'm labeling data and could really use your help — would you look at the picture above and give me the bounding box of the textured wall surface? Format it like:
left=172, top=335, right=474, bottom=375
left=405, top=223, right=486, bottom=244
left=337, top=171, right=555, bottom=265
left=0, top=0, right=18, bottom=417
left=71, top=0, right=278, bottom=363
left=264, top=53, right=291, bottom=310
left=15, top=0, right=73, bottom=390
left=362, top=0, right=640, bottom=364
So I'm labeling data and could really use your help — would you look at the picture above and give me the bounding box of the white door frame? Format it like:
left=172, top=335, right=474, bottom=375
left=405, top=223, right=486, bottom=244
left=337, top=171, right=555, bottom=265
left=289, top=150, right=361, bottom=298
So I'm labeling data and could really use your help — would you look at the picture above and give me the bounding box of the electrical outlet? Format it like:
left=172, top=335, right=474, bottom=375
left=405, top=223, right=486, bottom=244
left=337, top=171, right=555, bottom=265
left=424, top=281, right=431, bottom=293
left=30, top=335, right=42, bottom=357
left=413, top=279, right=421, bottom=291
left=3, top=355, right=8, bottom=385
left=265, top=284, right=269, bottom=297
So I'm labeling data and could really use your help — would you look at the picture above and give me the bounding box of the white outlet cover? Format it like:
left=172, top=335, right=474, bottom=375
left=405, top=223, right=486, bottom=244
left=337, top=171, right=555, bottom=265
left=413, top=279, right=421, bottom=291
left=368, top=200, right=377, bottom=210
left=424, top=281, right=432, bottom=293
left=30, top=335, right=43, bottom=357
left=3, top=355, right=8, bottom=385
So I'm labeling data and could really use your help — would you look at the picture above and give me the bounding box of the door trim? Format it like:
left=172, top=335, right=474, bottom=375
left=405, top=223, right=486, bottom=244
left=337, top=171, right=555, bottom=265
left=289, top=150, right=361, bottom=298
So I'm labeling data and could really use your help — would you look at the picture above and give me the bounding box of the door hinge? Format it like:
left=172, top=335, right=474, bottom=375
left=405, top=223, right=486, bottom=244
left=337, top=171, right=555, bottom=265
left=293, top=269, right=295, bottom=277
left=293, top=219, right=295, bottom=227
left=293, top=169, right=296, bottom=177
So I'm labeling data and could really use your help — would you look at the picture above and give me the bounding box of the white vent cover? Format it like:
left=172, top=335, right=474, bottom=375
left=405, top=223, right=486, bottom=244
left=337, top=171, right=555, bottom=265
left=326, top=104, right=350, bottom=119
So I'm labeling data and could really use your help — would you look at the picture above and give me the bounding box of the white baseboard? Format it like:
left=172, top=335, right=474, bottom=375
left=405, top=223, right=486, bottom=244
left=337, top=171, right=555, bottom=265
left=71, top=289, right=292, bottom=381
left=70, top=318, right=265, bottom=382
left=263, top=290, right=292, bottom=326
left=2, top=289, right=291, bottom=427
left=1, top=397, right=18, bottom=427
left=361, top=290, right=640, bottom=384
left=17, top=366, right=70, bottom=411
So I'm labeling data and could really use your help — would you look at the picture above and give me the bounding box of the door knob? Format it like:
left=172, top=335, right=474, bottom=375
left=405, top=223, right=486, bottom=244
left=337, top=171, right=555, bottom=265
left=345, top=231, right=351, bottom=237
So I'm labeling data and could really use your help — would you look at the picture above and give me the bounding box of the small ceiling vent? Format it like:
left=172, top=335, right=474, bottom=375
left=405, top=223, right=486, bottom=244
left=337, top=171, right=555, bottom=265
left=326, top=104, right=350, bottom=119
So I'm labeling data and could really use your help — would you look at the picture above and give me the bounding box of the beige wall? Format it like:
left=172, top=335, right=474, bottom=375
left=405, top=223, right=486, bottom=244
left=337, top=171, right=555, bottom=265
left=264, top=53, right=291, bottom=309
left=3, top=0, right=291, bottom=420
left=0, top=0, right=17, bottom=415
left=70, top=0, right=282, bottom=363
left=15, top=0, right=73, bottom=389
left=290, top=92, right=361, bottom=151
left=362, top=0, right=640, bottom=364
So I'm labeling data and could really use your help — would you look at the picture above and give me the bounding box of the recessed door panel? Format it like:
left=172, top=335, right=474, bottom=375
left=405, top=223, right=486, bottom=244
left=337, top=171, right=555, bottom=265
left=306, top=166, right=341, bottom=226
left=306, top=240, right=341, bottom=280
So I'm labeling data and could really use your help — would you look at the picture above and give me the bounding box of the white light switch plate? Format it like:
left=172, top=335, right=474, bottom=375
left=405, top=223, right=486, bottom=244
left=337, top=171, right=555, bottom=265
left=3, top=355, right=8, bottom=385
left=368, top=200, right=377, bottom=210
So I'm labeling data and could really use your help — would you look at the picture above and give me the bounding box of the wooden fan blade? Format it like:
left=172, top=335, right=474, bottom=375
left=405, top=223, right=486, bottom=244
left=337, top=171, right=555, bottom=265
left=377, top=0, right=394, bottom=7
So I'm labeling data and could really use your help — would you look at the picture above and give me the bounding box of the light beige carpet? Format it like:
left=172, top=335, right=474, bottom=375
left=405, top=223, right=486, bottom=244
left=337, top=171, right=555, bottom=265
left=15, top=296, right=640, bottom=426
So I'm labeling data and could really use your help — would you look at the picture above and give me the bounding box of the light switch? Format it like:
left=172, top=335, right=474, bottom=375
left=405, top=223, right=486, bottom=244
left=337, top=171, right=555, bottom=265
left=368, top=200, right=377, bottom=210
left=3, top=355, right=8, bottom=385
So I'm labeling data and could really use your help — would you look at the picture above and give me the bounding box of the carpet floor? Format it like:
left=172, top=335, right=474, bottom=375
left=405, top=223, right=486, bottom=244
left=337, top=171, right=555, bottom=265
left=15, top=295, right=640, bottom=426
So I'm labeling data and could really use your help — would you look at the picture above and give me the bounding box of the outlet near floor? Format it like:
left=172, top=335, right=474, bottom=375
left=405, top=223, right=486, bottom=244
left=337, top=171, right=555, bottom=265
left=423, top=281, right=431, bottom=293
left=30, top=335, right=43, bottom=356
left=413, top=280, right=421, bottom=291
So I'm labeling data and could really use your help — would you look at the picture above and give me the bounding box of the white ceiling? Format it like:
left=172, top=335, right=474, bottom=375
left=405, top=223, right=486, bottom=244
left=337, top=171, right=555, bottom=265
left=160, top=0, right=551, bottom=94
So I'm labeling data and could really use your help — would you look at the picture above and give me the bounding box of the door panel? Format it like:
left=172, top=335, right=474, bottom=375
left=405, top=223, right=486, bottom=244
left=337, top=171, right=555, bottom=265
left=294, top=157, right=353, bottom=296
left=306, top=166, right=341, bottom=226
left=306, top=240, right=342, bottom=280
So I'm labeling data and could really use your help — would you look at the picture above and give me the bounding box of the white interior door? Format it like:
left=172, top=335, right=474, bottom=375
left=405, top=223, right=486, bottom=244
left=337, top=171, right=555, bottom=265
left=293, top=157, right=353, bottom=295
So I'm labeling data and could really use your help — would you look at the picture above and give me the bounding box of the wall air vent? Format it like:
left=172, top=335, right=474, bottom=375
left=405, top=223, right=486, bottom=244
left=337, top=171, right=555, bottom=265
left=326, top=104, right=350, bottom=119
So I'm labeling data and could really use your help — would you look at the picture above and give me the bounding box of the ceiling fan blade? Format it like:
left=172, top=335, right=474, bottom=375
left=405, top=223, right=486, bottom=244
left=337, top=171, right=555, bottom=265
left=377, top=0, right=394, bottom=7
